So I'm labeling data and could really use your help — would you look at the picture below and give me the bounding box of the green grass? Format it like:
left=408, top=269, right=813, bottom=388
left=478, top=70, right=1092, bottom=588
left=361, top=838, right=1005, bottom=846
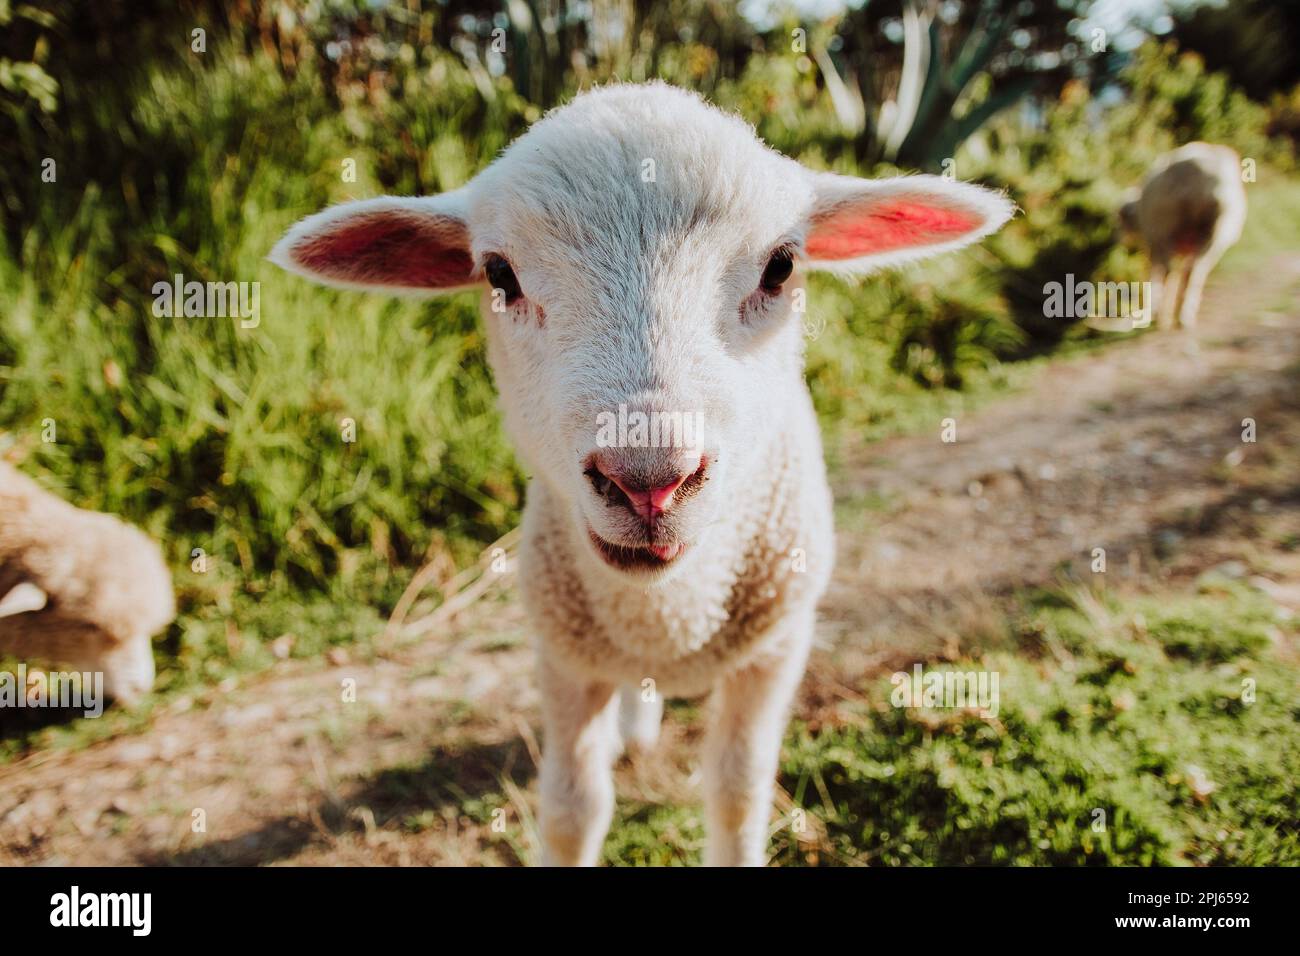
left=770, top=583, right=1298, bottom=866
left=1222, top=174, right=1300, bottom=275
left=586, top=583, right=1299, bottom=866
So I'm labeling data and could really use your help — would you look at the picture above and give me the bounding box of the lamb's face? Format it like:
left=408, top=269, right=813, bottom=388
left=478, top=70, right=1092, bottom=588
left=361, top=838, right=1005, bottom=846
left=463, top=91, right=818, bottom=578
left=271, top=84, right=1014, bottom=583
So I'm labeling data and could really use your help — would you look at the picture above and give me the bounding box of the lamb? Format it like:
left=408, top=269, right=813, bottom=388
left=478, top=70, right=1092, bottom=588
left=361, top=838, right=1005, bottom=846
left=0, top=460, right=174, bottom=704
left=271, top=83, right=1011, bottom=866
left=1120, top=142, right=1247, bottom=330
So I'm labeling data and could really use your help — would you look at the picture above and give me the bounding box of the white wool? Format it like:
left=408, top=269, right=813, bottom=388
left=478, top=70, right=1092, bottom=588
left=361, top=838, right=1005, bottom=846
left=273, top=82, right=1012, bottom=865
left=0, top=461, right=174, bottom=703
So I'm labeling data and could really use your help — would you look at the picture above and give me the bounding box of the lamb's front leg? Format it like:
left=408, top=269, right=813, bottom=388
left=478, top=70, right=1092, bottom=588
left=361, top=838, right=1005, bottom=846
left=1150, top=255, right=1178, bottom=330
left=537, top=659, right=620, bottom=866
left=1176, top=244, right=1226, bottom=330
left=702, top=612, right=813, bottom=867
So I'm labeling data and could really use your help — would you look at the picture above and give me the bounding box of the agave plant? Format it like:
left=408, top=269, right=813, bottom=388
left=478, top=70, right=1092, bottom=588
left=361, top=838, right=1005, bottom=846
left=823, top=0, right=1094, bottom=170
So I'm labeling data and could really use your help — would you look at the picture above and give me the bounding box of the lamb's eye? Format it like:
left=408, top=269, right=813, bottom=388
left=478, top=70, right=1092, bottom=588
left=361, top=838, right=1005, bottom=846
left=760, top=249, right=793, bottom=292
left=485, top=255, right=522, bottom=304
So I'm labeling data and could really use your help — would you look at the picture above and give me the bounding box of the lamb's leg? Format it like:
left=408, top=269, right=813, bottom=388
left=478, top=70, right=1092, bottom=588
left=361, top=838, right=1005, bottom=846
left=617, top=682, right=663, bottom=755
left=702, top=610, right=813, bottom=867
left=1176, top=245, right=1225, bottom=330
left=1151, top=254, right=1180, bottom=331
left=537, top=659, right=619, bottom=866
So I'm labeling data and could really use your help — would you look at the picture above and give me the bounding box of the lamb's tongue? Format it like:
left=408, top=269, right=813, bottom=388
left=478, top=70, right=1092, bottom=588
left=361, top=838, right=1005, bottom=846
left=648, top=542, right=681, bottom=561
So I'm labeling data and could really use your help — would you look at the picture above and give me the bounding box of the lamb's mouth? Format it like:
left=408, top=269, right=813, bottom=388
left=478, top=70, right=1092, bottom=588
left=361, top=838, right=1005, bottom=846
left=587, top=529, right=685, bottom=571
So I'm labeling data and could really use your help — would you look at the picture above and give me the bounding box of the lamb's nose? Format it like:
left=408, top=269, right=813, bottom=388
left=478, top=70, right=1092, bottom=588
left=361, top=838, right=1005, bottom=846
left=585, top=453, right=706, bottom=522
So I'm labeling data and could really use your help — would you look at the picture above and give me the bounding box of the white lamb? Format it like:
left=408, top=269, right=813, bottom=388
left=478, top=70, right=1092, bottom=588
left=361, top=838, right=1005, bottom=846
left=272, top=83, right=1011, bottom=866
left=1120, top=142, right=1247, bottom=330
left=0, top=461, right=174, bottom=704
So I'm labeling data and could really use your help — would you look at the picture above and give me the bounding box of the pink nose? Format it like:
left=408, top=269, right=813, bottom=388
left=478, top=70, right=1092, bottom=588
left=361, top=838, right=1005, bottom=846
left=586, top=453, right=705, bottom=523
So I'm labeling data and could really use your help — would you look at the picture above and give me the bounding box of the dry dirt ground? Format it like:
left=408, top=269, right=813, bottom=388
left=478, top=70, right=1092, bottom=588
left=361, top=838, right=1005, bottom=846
left=3, top=255, right=1299, bottom=866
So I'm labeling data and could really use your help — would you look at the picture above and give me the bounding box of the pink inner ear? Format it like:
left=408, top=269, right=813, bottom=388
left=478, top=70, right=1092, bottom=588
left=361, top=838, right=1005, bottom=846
left=806, top=199, right=981, bottom=261
left=293, top=213, right=475, bottom=288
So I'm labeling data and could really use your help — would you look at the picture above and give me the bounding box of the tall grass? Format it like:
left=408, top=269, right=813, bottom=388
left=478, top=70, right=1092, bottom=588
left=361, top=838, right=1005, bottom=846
left=1, top=43, right=524, bottom=595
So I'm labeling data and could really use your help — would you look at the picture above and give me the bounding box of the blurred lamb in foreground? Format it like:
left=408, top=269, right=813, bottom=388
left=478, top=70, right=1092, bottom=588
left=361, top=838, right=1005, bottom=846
left=1120, top=142, right=1247, bottom=330
left=0, top=461, right=173, bottom=704
left=272, top=82, right=1012, bottom=866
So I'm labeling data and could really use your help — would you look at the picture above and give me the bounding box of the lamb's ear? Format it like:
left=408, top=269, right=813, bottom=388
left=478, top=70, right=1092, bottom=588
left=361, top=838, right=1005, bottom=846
left=0, top=582, right=48, bottom=618
left=803, top=172, right=1014, bottom=274
left=269, top=194, right=477, bottom=293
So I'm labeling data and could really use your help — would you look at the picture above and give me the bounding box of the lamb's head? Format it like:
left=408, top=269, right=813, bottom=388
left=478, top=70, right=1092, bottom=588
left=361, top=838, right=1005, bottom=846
left=272, top=84, right=1012, bottom=582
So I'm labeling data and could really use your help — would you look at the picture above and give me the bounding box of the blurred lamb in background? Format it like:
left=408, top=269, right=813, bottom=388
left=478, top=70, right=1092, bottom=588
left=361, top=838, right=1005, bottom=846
left=1120, top=142, right=1247, bottom=329
left=0, top=461, right=174, bottom=704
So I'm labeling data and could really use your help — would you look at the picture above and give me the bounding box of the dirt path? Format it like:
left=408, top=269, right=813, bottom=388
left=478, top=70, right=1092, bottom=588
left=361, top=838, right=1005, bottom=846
left=820, top=254, right=1300, bottom=673
left=3, top=255, right=1299, bottom=866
